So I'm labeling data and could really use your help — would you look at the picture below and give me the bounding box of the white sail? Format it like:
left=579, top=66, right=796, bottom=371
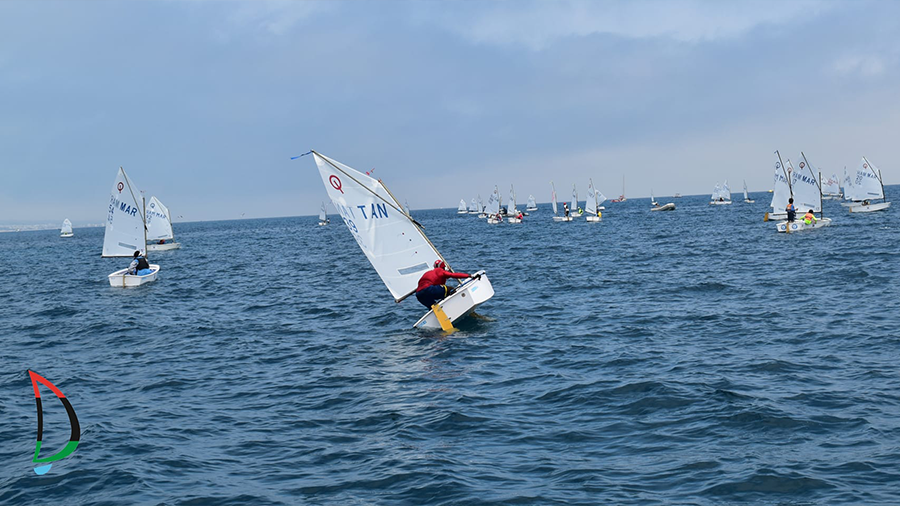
left=404, top=200, right=411, bottom=215
left=550, top=182, right=559, bottom=215
left=102, top=167, right=146, bottom=258
left=822, top=173, right=841, bottom=195
left=458, top=199, right=467, bottom=212
left=711, top=183, right=721, bottom=201
left=570, top=184, right=578, bottom=211
left=722, top=180, right=732, bottom=201
left=146, top=196, right=174, bottom=241
left=851, top=157, right=884, bottom=200
left=313, top=152, right=443, bottom=302
left=792, top=154, right=821, bottom=213
left=477, top=195, right=484, bottom=212
left=469, top=198, right=478, bottom=212
left=770, top=153, right=792, bottom=212
left=486, top=186, right=500, bottom=215
left=508, top=185, right=518, bottom=215
left=585, top=179, right=597, bottom=214
left=526, top=194, right=537, bottom=210
left=60, top=219, right=73, bottom=235
left=319, top=202, right=328, bottom=222
left=743, top=180, right=750, bottom=200
left=842, top=166, right=854, bottom=200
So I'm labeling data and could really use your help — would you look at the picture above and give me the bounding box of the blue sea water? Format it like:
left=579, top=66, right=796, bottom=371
left=1, top=188, right=899, bottom=505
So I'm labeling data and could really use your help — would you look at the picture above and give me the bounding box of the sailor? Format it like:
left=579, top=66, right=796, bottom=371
left=597, top=210, right=602, bottom=218
left=127, top=251, right=151, bottom=275
left=803, top=209, right=817, bottom=225
left=786, top=198, right=796, bottom=222
left=517, top=211, right=524, bottom=220
left=563, top=202, right=570, bottom=217
left=415, top=260, right=478, bottom=309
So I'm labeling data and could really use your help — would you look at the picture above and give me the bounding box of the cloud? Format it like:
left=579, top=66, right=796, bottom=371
left=418, top=0, right=831, bottom=50
left=833, top=55, right=887, bottom=77
left=214, top=0, right=333, bottom=36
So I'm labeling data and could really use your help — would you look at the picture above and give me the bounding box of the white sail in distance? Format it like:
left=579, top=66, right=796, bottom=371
left=585, top=179, right=597, bottom=214
left=508, top=185, right=518, bottom=215
left=458, top=199, right=467, bottom=212
left=313, top=152, right=443, bottom=302
left=851, top=157, right=884, bottom=200
left=526, top=194, right=536, bottom=209
left=822, top=173, right=841, bottom=195
left=60, top=219, right=73, bottom=235
left=486, top=186, right=500, bottom=215
left=743, top=180, right=750, bottom=200
left=102, top=167, right=146, bottom=257
left=469, top=198, right=478, bottom=212
left=722, top=180, right=732, bottom=201
left=319, top=202, right=328, bottom=222
left=570, top=184, right=578, bottom=211
left=770, top=153, right=792, bottom=212
left=792, top=154, right=821, bottom=213
left=711, top=183, right=721, bottom=201
left=550, top=182, right=559, bottom=215
left=842, top=166, right=854, bottom=200
left=145, top=196, right=174, bottom=241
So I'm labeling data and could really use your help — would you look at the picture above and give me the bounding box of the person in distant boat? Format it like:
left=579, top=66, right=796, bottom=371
left=786, top=198, right=796, bottom=222
left=803, top=209, right=817, bottom=225
left=862, top=199, right=870, bottom=206
left=718, top=197, right=724, bottom=202
left=127, top=251, right=151, bottom=276
left=517, top=211, right=524, bottom=220
left=563, top=202, right=570, bottom=217
left=495, top=212, right=503, bottom=222
left=577, top=207, right=583, bottom=215
left=597, top=210, right=602, bottom=218
left=158, top=239, right=165, bottom=245
left=416, top=260, right=478, bottom=309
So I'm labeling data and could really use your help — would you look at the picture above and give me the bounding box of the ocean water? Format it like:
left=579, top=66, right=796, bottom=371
left=1, top=188, right=899, bottom=505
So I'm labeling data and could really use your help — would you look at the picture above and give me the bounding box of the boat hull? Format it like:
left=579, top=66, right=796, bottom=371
left=744, top=199, right=755, bottom=203
left=414, top=271, right=494, bottom=329
left=147, top=242, right=181, bottom=251
left=506, top=217, right=522, bottom=223
left=848, top=202, right=891, bottom=213
left=525, top=207, right=538, bottom=211
left=651, top=203, right=676, bottom=211
left=776, top=218, right=833, bottom=233
left=487, top=217, right=502, bottom=224
left=60, top=233, right=74, bottom=238
left=552, top=216, right=573, bottom=222
left=710, top=200, right=732, bottom=205
left=585, top=215, right=601, bottom=222
left=108, top=264, right=160, bottom=287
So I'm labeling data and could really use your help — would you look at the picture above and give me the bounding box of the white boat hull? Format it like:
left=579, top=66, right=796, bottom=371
left=414, top=271, right=494, bottom=329
left=487, top=217, right=502, bottom=224
left=147, top=242, right=181, bottom=251
left=525, top=207, right=538, bottom=211
left=457, top=211, right=468, bottom=214
left=60, top=233, right=74, bottom=238
left=776, top=218, right=833, bottom=233
left=108, top=264, right=160, bottom=287
left=651, top=203, right=676, bottom=211
left=710, top=200, right=732, bottom=205
left=848, top=202, right=891, bottom=213
left=585, top=215, right=601, bottom=222
left=744, top=199, right=755, bottom=203
left=764, top=211, right=788, bottom=221
left=552, top=216, right=573, bottom=222
left=506, top=217, right=522, bottom=223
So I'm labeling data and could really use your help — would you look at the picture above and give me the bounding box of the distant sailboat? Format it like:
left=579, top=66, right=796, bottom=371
left=103, top=167, right=160, bottom=287
left=404, top=199, right=412, bottom=216
left=60, top=219, right=73, bottom=238
left=650, top=189, right=675, bottom=211
left=765, top=152, right=793, bottom=221
left=486, top=185, right=502, bottom=224
left=821, top=173, right=842, bottom=200
left=318, top=201, right=330, bottom=226
left=506, top=185, right=522, bottom=223
left=526, top=194, right=538, bottom=211
left=845, top=157, right=891, bottom=213
left=611, top=176, right=627, bottom=202
left=775, top=152, right=832, bottom=232
left=743, top=180, right=755, bottom=203
left=457, top=198, right=468, bottom=214
left=585, top=178, right=604, bottom=221
left=146, top=196, right=181, bottom=251
left=570, top=184, right=583, bottom=217
left=310, top=151, right=494, bottom=330
left=550, top=181, right=572, bottom=222
left=710, top=180, right=732, bottom=204
left=476, top=195, right=487, bottom=219
left=468, top=197, right=479, bottom=214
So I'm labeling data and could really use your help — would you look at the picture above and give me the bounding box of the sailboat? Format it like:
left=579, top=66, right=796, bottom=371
left=457, top=198, right=468, bottom=214
left=468, top=197, right=479, bottom=214
left=103, top=167, right=160, bottom=287
left=60, top=219, right=73, bottom=238
left=404, top=199, right=412, bottom=216
left=743, top=180, right=755, bottom=203
left=775, top=152, right=832, bottom=232
left=318, top=201, right=330, bottom=225
left=526, top=194, right=538, bottom=211
left=476, top=195, right=487, bottom=218
left=310, top=151, right=494, bottom=330
left=486, top=185, right=502, bottom=224
left=585, top=178, right=605, bottom=221
left=821, top=173, right=842, bottom=200
left=765, top=152, right=793, bottom=221
left=650, top=189, right=675, bottom=211
left=146, top=196, right=181, bottom=251
left=611, top=176, right=627, bottom=202
left=709, top=180, right=732, bottom=204
left=846, top=157, right=891, bottom=213
left=550, top=181, right=572, bottom=222
left=506, top=185, right=522, bottom=223
left=569, top=184, right=583, bottom=217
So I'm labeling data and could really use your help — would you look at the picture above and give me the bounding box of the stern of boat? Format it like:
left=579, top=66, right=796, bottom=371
left=414, top=271, right=494, bottom=329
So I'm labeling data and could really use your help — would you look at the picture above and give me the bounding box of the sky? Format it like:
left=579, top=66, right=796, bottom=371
left=1, top=0, right=899, bottom=224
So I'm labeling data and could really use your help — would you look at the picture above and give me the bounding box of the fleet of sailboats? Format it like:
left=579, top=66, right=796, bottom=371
left=311, top=151, right=494, bottom=330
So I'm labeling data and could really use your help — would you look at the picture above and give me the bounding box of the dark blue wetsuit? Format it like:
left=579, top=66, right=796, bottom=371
left=415, top=267, right=471, bottom=308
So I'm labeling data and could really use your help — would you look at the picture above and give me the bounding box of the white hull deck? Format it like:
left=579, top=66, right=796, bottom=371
left=585, top=215, right=602, bottom=222
left=414, top=271, right=494, bottom=330
left=848, top=202, right=891, bottom=213
left=525, top=207, right=538, bottom=211
left=60, top=233, right=74, bottom=238
left=552, top=216, right=573, bottom=222
left=147, top=241, right=181, bottom=251
left=651, top=203, right=676, bottom=211
left=506, top=217, right=522, bottom=223
left=764, top=211, right=788, bottom=221
left=776, top=218, right=833, bottom=233
left=710, top=200, right=732, bottom=205
left=744, top=199, right=755, bottom=203
left=487, top=217, right=502, bottom=224
left=108, top=264, right=160, bottom=287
